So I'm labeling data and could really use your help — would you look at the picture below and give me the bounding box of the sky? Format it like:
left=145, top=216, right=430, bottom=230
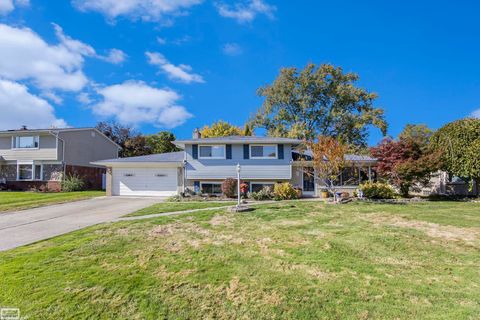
left=0, top=0, right=479, bottom=145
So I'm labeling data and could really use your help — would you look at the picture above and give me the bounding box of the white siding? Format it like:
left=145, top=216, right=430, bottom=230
left=186, top=163, right=292, bottom=180
left=0, top=134, right=58, bottom=161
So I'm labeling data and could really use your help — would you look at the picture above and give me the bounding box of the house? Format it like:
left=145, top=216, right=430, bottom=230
left=93, top=130, right=377, bottom=197
left=0, top=127, right=120, bottom=191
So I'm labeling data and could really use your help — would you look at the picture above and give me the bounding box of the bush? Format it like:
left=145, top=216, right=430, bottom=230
left=273, top=182, right=299, bottom=200
left=359, top=182, right=395, bottom=199
left=221, top=178, right=237, bottom=198
left=61, top=174, right=85, bottom=192
left=249, top=186, right=274, bottom=201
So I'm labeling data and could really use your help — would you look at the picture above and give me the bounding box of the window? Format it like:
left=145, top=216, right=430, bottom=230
left=250, top=182, right=274, bottom=193
left=17, top=163, right=43, bottom=180
left=13, top=136, right=39, bottom=149
left=200, top=183, right=222, bottom=194
left=199, top=145, right=225, bottom=159
left=250, top=145, right=277, bottom=159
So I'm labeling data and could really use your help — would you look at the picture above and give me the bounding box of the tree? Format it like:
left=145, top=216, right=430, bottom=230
left=307, top=136, right=347, bottom=203
left=251, top=63, right=387, bottom=146
left=145, top=131, right=180, bottom=154
left=96, top=121, right=150, bottom=157
left=123, top=135, right=151, bottom=158
left=430, top=118, right=480, bottom=192
left=371, top=131, right=440, bottom=197
left=200, top=120, right=243, bottom=138
left=399, top=124, right=433, bottom=150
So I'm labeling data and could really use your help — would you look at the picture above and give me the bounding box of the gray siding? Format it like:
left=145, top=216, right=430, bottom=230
left=0, top=134, right=58, bottom=161
left=185, top=144, right=292, bottom=180
left=59, top=129, right=119, bottom=167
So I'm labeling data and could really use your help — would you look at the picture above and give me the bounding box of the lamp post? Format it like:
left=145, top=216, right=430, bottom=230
left=236, top=163, right=241, bottom=207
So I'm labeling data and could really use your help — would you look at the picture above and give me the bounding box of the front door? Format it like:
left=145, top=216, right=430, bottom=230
left=303, top=167, right=315, bottom=196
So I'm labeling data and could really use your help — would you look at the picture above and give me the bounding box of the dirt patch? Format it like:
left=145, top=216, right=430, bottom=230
left=209, top=214, right=233, bottom=226
left=369, top=215, right=479, bottom=243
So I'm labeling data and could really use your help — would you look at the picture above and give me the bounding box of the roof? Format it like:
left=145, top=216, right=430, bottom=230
left=93, top=151, right=184, bottom=164
left=174, top=135, right=302, bottom=146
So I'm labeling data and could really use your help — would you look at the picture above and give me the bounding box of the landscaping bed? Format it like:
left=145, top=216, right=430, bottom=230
left=1, top=201, right=479, bottom=319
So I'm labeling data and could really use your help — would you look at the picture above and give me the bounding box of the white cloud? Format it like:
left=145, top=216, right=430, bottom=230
left=216, top=0, right=275, bottom=23
left=41, top=91, right=63, bottom=104
left=146, top=51, right=204, bottom=84
left=0, top=79, right=67, bottom=130
left=0, top=0, right=28, bottom=15
left=156, top=37, right=167, bottom=45
left=72, top=0, right=203, bottom=22
left=0, top=23, right=89, bottom=91
left=101, top=48, right=127, bottom=64
left=470, top=109, right=480, bottom=118
left=92, top=80, right=193, bottom=128
left=77, top=92, right=93, bottom=104
left=222, top=42, right=243, bottom=56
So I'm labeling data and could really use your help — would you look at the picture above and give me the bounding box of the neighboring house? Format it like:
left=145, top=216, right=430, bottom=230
left=0, top=127, right=120, bottom=191
left=93, top=130, right=377, bottom=197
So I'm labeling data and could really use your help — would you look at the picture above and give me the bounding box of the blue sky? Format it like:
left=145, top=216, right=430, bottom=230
left=0, top=0, right=479, bottom=145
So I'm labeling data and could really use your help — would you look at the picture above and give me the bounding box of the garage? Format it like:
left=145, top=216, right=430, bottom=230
left=112, top=167, right=179, bottom=196
left=91, top=151, right=184, bottom=197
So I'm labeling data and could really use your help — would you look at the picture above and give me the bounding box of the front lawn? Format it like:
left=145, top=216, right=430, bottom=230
left=0, top=191, right=105, bottom=212
left=1, top=201, right=479, bottom=319
left=126, top=201, right=236, bottom=217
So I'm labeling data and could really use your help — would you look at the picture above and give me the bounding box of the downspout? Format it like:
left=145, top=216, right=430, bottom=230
left=49, top=130, right=66, bottom=185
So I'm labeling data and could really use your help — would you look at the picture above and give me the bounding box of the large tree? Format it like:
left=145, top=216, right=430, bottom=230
left=430, top=118, right=480, bottom=192
left=398, top=124, right=433, bottom=150
left=200, top=120, right=252, bottom=138
left=145, top=131, right=180, bottom=154
left=251, top=63, right=387, bottom=146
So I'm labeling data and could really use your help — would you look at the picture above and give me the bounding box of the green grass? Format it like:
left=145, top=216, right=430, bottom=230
left=1, top=201, right=479, bottom=319
left=126, top=201, right=236, bottom=217
left=0, top=191, right=105, bottom=212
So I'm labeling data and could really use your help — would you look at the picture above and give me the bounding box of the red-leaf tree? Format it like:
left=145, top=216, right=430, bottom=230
left=370, top=136, right=440, bottom=197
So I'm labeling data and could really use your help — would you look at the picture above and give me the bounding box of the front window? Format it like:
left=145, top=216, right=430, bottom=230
left=250, top=145, right=277, bottom=159
left=201, top=183, right=222, bottom=194
left=250, top=183, right=274, bottom=193
left=199, top=145, right=225, bottom=159
left=17, top=164, right=43, bottom=180
left=13, top=136, right=39, bottom=149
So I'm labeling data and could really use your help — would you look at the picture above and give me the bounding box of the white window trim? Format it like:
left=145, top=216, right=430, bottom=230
left=16, top=162, right=43, bottom=181
left=250, top=181, right=275, bottom=193
left=11, top=135, right=40, bottom=150
left=249, top=144, right=278, bottom=159
left=198, top=144, right=227, bottom=160
left=200, top=182, right=223, bottom=194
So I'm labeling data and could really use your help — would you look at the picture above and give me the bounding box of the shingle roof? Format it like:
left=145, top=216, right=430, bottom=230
left=0, top=127, right=95, bottom=134
left=175, top=135, right=302, bottom=145
left=94, top=151, right=184, bottom=163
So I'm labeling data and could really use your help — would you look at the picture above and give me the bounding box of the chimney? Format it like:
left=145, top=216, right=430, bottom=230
left=192, top=128, right=201, bottom=139
left=20, top=125, right=28, bottom=130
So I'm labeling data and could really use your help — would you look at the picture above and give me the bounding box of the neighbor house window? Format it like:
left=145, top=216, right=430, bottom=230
left=12, top=136, right=39, bottom=149
left=199, top=145, right=225, bottom=159
left=250, top=182, right=274, bottom=193
left=200, top=183, right=222, bottom=194
left=17, top=163, right=43, bottom=180
left=250, top=145, right=277, bottom=159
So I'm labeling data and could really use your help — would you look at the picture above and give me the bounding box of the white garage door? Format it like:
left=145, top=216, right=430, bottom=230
left=112, top=167, right=178, bottom=196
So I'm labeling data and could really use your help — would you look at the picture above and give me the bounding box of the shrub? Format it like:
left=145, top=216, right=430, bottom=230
left=240, top=183, right=249, bottom=196
left=273, top=182, right=299, bottom=200
left=249, top=186, right=274, bottom=201
left=359, top=182, right=395, bottom=199
left=221, top=178, right=237, bottom=198
left=61, top=174, right=85, bottom=192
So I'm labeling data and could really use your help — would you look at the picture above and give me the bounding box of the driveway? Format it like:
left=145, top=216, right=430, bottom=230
left=0, top=196, right=163, bottom=251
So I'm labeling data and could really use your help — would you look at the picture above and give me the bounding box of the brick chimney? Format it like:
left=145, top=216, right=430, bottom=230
left=192, top=128, right=201, bottom=139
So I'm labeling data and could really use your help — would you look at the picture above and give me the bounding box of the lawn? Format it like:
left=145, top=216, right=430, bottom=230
left=0, top=201, right=479, bottom=319
left=126, top=201, right=236, bottom=217
left=0, top=191, right=105, bottom=212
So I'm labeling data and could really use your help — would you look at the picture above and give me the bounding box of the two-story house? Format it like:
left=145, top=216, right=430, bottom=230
left=94, top=130, right=377, bottom=197
left=0, top=127, right=120, bottom=191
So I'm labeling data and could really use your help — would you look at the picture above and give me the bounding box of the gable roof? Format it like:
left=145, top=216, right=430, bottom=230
left=93, top=151, right=184, bottom=164
left=174, top=135, right=302, bottom=147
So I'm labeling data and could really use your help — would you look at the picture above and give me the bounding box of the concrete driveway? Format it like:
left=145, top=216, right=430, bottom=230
left=0, top=196, right=163, bottom=251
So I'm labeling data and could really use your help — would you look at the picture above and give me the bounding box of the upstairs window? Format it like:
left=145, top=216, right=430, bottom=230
left=13, top=136, right=39, bottom=149
left=199, top=145, right=225, bottom=159
left=250, top=145, right=277, bottom=159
